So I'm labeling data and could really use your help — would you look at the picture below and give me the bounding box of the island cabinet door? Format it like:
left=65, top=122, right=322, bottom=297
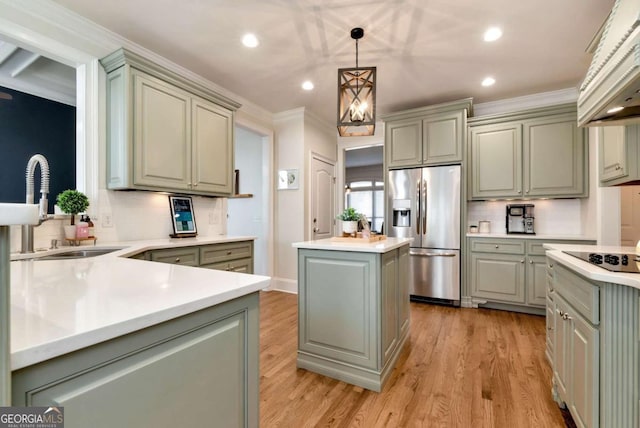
left=397, top=245, right=410, bottom=340
left=298, top=249, right=379, bottom=370
left=381, top=250, right=399, bottom=365
left=553, top=296, right=571, bottom=404
left=21, top=310, right=253, bottom=428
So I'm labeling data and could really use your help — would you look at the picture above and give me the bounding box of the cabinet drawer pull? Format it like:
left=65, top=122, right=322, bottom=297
left=175, top=257, right=180, bottom=263
left=557, top=309, right=564, bottom=316
left=520, top=259, right=524, bottom=263
left=547, top=326, right=553, bottom=331
left=549, top=288, right=554, bottom=293
left=562, top=313, right=572, bottom=321
left=495, top=245, right=499, bottom=249
left=226, top=251, right=232, bottom=255
left=525, top=189, right=530, bottom=194
left=548, top=263, right=554, bottom=269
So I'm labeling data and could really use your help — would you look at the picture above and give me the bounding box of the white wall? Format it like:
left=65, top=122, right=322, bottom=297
left=273, top=110, right=305, bottom=292
left=271, top=108, right=336, bottom=293
left=228, top=127, right=268, bottom=275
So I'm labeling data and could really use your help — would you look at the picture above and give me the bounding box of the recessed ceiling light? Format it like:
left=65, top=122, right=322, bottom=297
left=607, top=106, right=624, bottom=114
left=481, top=77, right=496, bottom=87
left=302, top=81, right=314, bottom=91
left=242, top=33, right=259, bottom=48
left=484, top=27, right=503, bottom=42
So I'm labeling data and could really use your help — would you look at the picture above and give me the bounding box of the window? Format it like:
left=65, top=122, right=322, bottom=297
left=345, top=180, right=384, bottom=233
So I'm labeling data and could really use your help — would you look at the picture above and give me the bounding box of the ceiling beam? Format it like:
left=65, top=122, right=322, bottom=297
left=10, top=52, right=40, bottom=78
left=0, top=42, right=18, bottom=66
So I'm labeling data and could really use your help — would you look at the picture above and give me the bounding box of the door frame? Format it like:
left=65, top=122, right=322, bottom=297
left=308, top=152, right=336, bottom=240
left=234, top=117, right=275, bottom=282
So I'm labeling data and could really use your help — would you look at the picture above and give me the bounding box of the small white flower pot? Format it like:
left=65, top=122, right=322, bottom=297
left=342, top=221, right=357, bottom=235
left=64, top=225, right=76, bottom=239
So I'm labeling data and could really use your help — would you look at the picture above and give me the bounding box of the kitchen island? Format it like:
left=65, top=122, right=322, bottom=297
left=8, top=236, right=269, bottom=428
left=293, top=237, right=412, bottom=392
left=544, top=243, right=640, bottom=428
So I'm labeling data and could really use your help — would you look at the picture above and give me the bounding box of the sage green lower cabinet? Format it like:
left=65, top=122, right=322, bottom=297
left=470, top=252, right=526, bottom=303
left=12, top=293, right=259, bottom=428
left=132, top=240, right=254, bottom=274
left=548, top=259, right=640, bottom=428
left=297, top=245, right=410, bottom=392
left=468, top=237, right=595, bottom=313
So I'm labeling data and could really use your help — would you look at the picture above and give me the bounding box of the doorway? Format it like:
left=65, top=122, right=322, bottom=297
left=227, top=126, right=271, bottom=276
left=343, top=145, right=384, bottom=233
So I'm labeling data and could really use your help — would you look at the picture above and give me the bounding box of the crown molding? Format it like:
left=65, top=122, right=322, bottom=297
left=473, top=88, right=578, bottom=117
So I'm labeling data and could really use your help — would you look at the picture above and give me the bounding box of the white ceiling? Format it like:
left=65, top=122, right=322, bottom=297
left=27, top=1, right=617, bottom=122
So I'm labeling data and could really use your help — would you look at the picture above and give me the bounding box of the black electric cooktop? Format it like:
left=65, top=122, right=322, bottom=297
left=563, top=251, right=640, bottom=273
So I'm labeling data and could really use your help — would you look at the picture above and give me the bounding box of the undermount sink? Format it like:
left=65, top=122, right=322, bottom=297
left=35, top=248, right=123, bottom=260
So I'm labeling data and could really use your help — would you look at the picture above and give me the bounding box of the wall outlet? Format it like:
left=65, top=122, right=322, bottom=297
left=102, top=213, right=113, bottom=228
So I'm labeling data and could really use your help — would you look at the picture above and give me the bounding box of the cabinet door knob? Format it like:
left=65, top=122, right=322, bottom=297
left=495, top=245, right=499, bottom=249
left=549, top=288, right=554, bottom=293
left=548, top=264, right=553, bottom=268
left=529, top=259, right=533, bottom=264
left=520, top=259, right=525, bottom=263
left=562, top=313, right=572, bottom=321
left=547, top=327, right=554, bottom=331
left=226, top=251, right=232, bottom=255
left=526, top=189, right=530, bottom=194
left=193, top=182, right=198, bottom=187
left=175, top=257, right=180, bottom=262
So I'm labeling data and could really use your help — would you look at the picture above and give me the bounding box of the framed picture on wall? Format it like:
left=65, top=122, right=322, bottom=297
left=278, top=169, right=299, bottom=190
left=169, top=195, right=197, bottom=237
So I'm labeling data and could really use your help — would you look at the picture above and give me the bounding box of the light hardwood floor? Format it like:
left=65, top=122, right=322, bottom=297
left=259, top=290, right=566, bottom=428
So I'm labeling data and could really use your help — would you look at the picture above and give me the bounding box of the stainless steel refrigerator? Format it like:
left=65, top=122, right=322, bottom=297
left=387, top=165, right=460, bottom=306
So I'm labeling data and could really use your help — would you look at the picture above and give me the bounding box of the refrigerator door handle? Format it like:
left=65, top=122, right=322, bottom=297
left=415, top=179, right=421, bottom=235
left=422, top=179, right=427, bottom=235
left=409, top=250, right=457, bottom=257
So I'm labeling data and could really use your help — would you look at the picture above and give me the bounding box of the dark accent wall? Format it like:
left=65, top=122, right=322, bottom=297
left=0, top=86, right=75, bottom=213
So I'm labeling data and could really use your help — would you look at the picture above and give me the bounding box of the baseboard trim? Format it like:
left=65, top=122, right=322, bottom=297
left=271, top=277, right=298, bottom=294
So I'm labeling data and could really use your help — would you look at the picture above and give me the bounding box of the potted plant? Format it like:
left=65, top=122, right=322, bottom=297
left=336, top=207, right=361, bottom=236
left=56, top=189, right=89, bottom=239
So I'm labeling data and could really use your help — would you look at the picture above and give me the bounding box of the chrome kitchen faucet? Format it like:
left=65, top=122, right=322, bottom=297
left=21, top=154, right=52, bottom=253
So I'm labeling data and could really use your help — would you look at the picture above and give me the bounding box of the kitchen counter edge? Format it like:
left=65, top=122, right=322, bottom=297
left=292, top=237, right=413, bottom=253
left=544, top=243, right=640, bottom=290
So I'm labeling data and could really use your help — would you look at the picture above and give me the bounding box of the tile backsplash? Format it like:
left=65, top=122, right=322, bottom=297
left=467, top=199, right=584, bottom=236
left=9, top=190, right=228, bottom=253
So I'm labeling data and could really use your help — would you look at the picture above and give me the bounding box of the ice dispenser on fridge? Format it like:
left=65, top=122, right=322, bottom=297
left=392, top=200, right=411, bottom=228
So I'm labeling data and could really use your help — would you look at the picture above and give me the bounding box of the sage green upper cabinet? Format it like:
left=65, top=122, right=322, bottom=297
left=382, top=98, right=472, bottom=168
left=469, top=104, right=588, bottom=200
left=133, top=71, right=191, bottom=190
left=385, top=118, right=422, bottom=167
left=598, top=124, right=640, bottom=186
left=101, top=48, right=241, bottom=196
left=524, top=115, right=585, bottom=197
left=470, top=122, right=522, bottom=198
left=191, top=97, right=234, bottom=194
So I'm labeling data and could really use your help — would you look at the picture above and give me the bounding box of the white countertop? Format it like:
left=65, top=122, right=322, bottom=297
left=544, top=243, right=640, bottom=290
left=9, top=236, right=269, bottom=370
left=292, top=237, right=413, bottom=253
left=466, top=233, right=596, bottom=241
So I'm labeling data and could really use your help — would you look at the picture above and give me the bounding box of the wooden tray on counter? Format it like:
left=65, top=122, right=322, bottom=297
left=330, top=234, right=386, bottom=243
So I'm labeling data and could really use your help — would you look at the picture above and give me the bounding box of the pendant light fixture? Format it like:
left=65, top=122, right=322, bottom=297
left=337, top=27, right=376, bottom=137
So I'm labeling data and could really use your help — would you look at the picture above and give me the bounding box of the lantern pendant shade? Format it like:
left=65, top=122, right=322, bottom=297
left=337, top=66, right=376, bottom=136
